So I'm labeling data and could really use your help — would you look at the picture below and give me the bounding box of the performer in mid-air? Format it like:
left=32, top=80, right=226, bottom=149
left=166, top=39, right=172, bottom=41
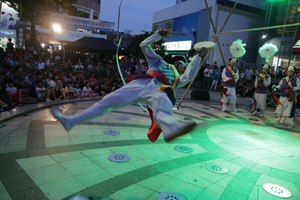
left=251, top=64, right=271, bottom=117
left=275, top=66, right=300, bottom=125
left=52, top=28, right=213, bottom=142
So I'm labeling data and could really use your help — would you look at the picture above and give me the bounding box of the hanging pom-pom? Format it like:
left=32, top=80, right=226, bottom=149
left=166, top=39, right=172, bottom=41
left=230, top=39, right=247, bottom=58
left=259, top=43, right=278, bottom=64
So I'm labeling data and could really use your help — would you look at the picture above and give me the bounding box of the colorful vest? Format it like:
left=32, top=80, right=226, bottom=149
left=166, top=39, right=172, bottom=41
left=255, top=74, right=270, bottom=94
left=146, top=59, right=176, bottom=85
left=222, top=67, right=237, bottom=88
left=280, top=76, right=297, bottom=97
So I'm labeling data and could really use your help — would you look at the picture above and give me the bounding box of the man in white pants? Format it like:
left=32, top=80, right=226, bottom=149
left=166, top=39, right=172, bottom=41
left=275, top=66, right=300, bottom=125
left=252, top=64, right=271, bottom=117
left=221, top=58, right=239, bottom=112
left=52, top=29, right=209, bottom=142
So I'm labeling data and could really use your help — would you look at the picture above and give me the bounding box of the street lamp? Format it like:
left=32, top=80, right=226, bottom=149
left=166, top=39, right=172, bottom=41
left=117, top=0, right=124, bottom=39
left=52, top=24, right=62, bottom=33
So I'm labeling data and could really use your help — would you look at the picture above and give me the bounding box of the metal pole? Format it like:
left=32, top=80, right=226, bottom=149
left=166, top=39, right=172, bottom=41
left=176, top=51, right=212, bottom=110
left=117, top=0, right=124, bottom=39
left=176, top=2, right=237, bottom=109
left=204, top=0, right=226, bottom=67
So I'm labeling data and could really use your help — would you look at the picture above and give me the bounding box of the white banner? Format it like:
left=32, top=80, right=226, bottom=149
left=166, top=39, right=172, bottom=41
left=53, top=30, right=107, bottom=42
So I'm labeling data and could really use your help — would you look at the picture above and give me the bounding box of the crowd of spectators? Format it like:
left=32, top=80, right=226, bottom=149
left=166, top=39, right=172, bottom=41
left=1, top=42, right=299, bottom=113
left=0, top=44, right=148, bottom=113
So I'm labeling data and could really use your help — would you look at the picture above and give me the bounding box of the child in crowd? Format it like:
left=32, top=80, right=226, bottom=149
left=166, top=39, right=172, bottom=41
left=82, top=81, right=97, bottom=97
left=70, top=82, right=83, bottom=98
left=6, top=80, right=32, bottom=102
left=65, top=81, right=75, bottom=99
left=35, top=80, right=55, bottom=102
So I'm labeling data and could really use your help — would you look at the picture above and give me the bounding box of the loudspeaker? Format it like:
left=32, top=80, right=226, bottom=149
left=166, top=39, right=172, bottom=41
left=191, top=89, right=210, bottom=100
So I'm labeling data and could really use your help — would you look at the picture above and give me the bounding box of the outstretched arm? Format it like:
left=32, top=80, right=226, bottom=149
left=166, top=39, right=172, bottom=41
left=176, top=48, right=207, bottom=88
left=140, top=29, right=168, bottom=67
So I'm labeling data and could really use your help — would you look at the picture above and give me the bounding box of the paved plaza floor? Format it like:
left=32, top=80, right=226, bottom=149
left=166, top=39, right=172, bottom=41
left=0, top=88, right=300, bottom=200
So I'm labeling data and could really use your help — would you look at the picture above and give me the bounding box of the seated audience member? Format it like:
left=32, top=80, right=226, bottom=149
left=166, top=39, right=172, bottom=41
left=82, top=81, right=97, bottom=97
left=35, top=80, right=55, bottom=102
left=6, top=80, right=32, bottom=102
left=70, top=82, right=83, bottom=98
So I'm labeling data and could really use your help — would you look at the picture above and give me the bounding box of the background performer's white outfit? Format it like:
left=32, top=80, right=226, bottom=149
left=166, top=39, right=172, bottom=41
left=221, top=67, right=239, bottom=111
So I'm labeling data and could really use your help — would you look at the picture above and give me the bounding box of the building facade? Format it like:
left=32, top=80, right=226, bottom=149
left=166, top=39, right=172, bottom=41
left=153, top=0, right=267, bottom=69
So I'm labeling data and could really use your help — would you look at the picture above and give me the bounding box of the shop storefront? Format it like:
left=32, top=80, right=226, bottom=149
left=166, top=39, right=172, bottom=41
left=0, top=2, right=18, bottom=49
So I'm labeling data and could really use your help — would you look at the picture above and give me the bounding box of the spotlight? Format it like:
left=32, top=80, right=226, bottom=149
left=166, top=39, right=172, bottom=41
left=262, top=34, right=267, bottom=38
left=52, top=24, right=62, bottom=33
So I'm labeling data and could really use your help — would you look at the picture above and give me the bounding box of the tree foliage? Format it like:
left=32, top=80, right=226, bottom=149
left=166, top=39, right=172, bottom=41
left=3, top=0, right=77, bottom=46
left=126, top=32, right=167, bottom=59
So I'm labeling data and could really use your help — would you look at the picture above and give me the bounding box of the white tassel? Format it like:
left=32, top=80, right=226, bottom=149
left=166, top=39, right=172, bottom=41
left=230, top=39, right=247, bottom=58
left=259, top=43, right=278, bottom=64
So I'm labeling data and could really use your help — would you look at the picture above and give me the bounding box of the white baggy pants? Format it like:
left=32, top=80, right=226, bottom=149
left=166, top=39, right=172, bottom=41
left=68, top=78, right=179, bottom=134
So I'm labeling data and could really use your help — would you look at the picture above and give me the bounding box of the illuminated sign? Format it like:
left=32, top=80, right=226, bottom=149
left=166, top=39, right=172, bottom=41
left=0, top=30, right=14, bottom=35
left=49, top=13, right=115, bottom=32
left=293, top=36, right=300, bottom=52
left=164, top=40, right=192, bottom=51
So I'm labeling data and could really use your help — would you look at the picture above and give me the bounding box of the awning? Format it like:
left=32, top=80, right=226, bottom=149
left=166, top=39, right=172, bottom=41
left=64, top=37, right=119, bottom=54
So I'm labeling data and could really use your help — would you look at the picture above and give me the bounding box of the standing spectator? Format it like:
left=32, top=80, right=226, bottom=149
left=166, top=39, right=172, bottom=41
left=245, top=66, right=253, bottom=81
left=239, top=69, right=245, bottom=79
left=203, top=64, right=212, bottom=90
left=210, top=66, right=220, bottom=91
left=7, top=38, right=14, bottom=51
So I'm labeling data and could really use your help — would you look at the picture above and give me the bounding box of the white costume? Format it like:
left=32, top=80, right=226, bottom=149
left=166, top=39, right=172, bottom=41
left=275, top=66, right=300, bottom=124
left=52, top=30, right=205, bottom=141
left=252, top=64, right=271, bottom=117
left=221, top=59, right=239, bottom=112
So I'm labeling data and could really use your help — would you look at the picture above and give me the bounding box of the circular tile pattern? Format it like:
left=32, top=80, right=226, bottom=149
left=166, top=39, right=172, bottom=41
left=157, top=192, right=186, bottom=200
left=174, top=146, right=193, bottom=153
left=103, top=130, right=120, bottom=135
left=200, top=115, right=211, bottom=118
left=223, top=116, right=234, bottom=118
left=249, top=118, right=259, bottom=121
left=181, top=117, right=193, bottom=120
left=263, top=183, right=292, bottom=198
left=117, top=116, right=130, bottom=120
left=108, top=154, right=130, bottom=163
left=205, top=163, right=228, bottom=174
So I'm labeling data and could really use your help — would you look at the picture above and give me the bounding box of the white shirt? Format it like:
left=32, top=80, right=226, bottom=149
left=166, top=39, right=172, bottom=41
left=37, top=62, right=46, bottom=70
left=82, top=86, right=92, bottom=94
left=6, top=86, right=17, bottom=95
left=36, top=87, right=45, bottom=98
left=204, top=68, right=213, bottom=77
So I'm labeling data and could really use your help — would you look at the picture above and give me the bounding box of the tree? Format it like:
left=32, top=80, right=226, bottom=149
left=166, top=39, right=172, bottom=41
left=3, top=0, right=77, bottom=47
left=126, top=32, right=167, bottom=60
